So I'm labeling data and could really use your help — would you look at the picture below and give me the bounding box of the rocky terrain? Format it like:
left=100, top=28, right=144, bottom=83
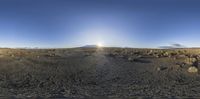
left=0, top=48, right=200, bottom=98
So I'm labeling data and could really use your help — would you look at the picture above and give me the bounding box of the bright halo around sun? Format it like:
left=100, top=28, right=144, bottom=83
left=97, top=42, right=103, bottom=47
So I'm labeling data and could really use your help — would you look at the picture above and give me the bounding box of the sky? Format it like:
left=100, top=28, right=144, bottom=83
left=0, top=0, right=200, bottom=48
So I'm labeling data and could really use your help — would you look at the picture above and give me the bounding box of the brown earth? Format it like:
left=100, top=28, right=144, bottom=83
left=0, top=48, right=200, bottom=98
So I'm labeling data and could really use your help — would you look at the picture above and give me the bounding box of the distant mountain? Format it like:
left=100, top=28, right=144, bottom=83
left=159, top=46, right=174, bottom=49
left=81, top=45, right=98, bottom=48
left=159, top=43, right=186, bottom=49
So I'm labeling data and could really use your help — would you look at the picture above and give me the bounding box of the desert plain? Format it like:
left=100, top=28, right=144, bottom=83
left=0, top=47, right=200, bottom=98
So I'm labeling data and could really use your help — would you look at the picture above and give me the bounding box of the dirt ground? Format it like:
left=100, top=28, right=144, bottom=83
left=0, top=48, right=200, bottom=98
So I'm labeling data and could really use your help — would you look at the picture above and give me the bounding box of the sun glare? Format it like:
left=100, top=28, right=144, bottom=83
left=97, top=42, right=103, bottom=47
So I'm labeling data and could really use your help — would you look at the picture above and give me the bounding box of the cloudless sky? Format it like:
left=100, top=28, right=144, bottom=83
left=0, top=0, right=200, bottom=48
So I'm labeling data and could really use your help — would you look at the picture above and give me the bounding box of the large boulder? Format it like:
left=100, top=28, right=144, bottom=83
left=184, top=58, right=197, bottom=65
left=128, top=56, right=135, bottom=62
left=188, top=66, right=198, bottom=73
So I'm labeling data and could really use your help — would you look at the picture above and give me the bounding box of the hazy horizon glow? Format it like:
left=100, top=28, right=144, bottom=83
left=1, top=0, right=200, bottom=48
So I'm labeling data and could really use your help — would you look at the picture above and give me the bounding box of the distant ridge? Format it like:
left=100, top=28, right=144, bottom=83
left=159, top=43, right=186, bottom=49
left=81, top=45, right=98, bottom=48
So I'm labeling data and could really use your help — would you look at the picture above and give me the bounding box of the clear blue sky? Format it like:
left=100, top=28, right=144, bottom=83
left=0, top=0, right=200, bottom=48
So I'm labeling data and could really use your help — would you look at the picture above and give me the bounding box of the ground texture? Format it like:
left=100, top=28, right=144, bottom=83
left=0, top=48, right=200, bottom=98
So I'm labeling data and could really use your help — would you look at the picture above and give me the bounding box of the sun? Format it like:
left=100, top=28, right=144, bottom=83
left=97, top=42, right=103, bottom=47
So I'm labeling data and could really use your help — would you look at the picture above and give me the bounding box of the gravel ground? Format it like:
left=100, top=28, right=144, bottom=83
left=0, top=48, right=200, bottom=98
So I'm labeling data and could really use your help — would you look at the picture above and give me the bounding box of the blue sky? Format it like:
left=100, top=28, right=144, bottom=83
left=0, top=0, right=200, bottom=48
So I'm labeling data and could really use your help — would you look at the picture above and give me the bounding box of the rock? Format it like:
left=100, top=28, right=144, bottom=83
left=153, top=55, right=159, bottom=58
left=163, top=52, right=169, bottom=57
left=173, top=65, right=181, bottom=69
left=157, top=67, right=161, bottom=71
left=175, top=55, right=187, bottom=59
left=11, top=54, right=15, bottom=57
left=50, top=53, right=55, bottom=57
left=175, top=62, right=186, bottom=68
left=128, top=57, right=135, bottom=62
left=196, top=55, right=200, bottom=60
left=157, top=66, right=168, bottom=71
left=147, top=50, right=153, bottom=55
left=188, top=66, right=198, bottom=73
left=184, top=58, right=197, bottom=65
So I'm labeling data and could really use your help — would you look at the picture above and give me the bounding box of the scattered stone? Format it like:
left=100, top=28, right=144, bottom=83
left=157, top=67, right=161, bottom=71
left=184, top=58, right=197, bottom=65
left=50, top=53, right=55, bottom=57
left=196, top=55, right=200, bottom=60
left=163, top=52, right=169, bottom=57
left=173, top=65, right=181, bottom=70
left=156, top=55, right=159, bottom=58
left=11, top=54, right=15, bottom=57
left=175, top=62, right=186, bottom=68
left=157, top=66, right=168, bottom=71
left=128, top=57, right=135, bottom=62
left=188, top=66, right=198, bottom=73
left=175, top=55, right=187, bottom=59
left=147, top=50, right=153, bottom=55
